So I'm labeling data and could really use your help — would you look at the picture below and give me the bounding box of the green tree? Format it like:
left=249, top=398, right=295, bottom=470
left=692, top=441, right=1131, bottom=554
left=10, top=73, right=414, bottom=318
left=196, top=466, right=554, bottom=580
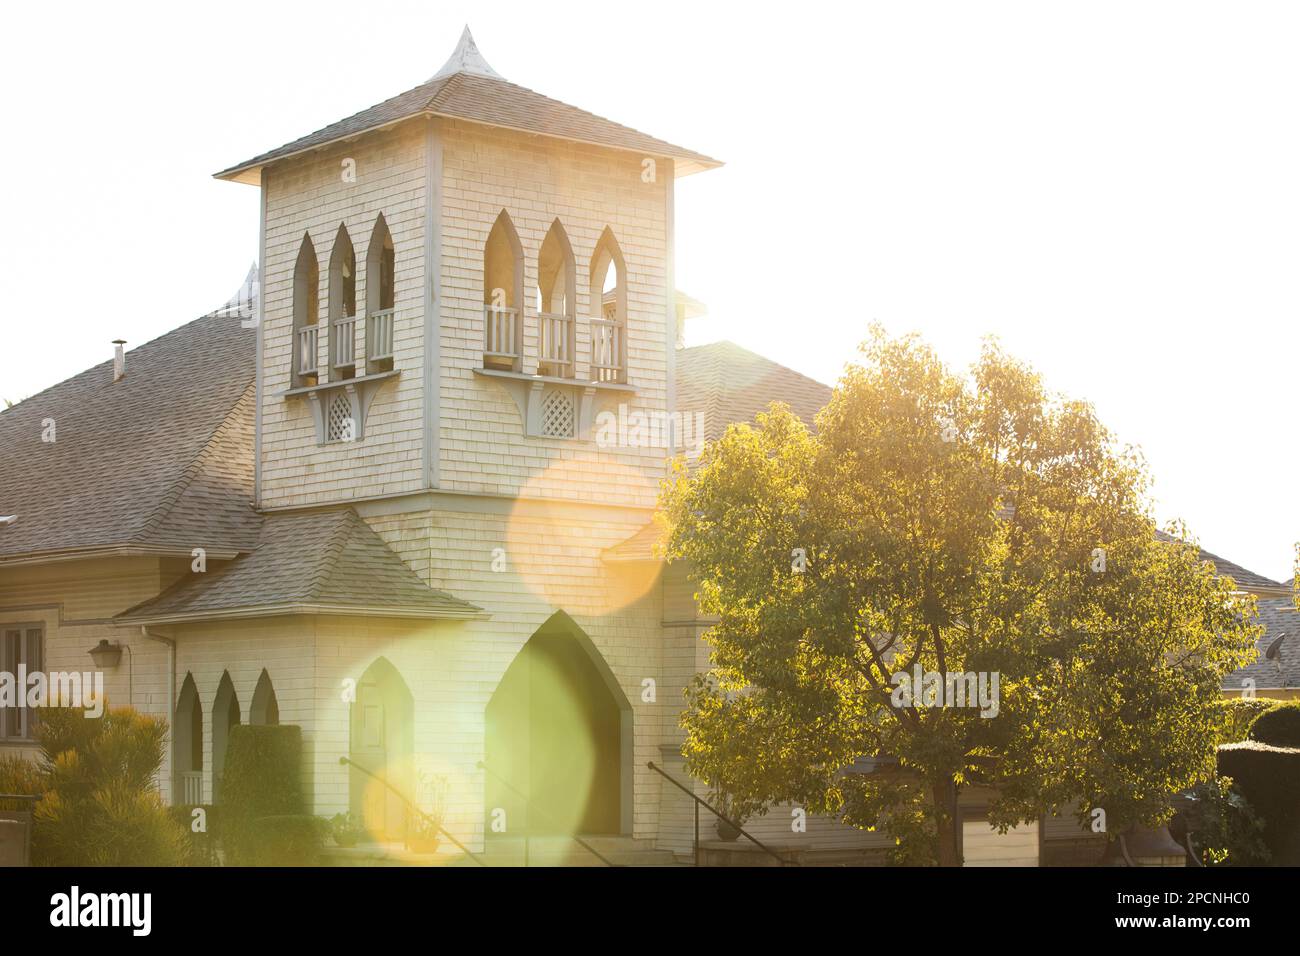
left=33, top=704, right=187, bottom=866
left=663, top=329, right=1259, bottom=866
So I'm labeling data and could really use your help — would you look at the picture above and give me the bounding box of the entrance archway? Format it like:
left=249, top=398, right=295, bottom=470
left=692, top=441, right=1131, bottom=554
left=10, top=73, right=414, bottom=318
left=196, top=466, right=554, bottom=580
left=485, top=611, right=632, bottom=836
left=348, top=657, right=414, bottom=841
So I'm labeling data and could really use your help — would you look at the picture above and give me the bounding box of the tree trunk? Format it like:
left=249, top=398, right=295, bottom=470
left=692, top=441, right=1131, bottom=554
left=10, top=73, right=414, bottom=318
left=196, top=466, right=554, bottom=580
left=931, top=776, right=961, bottom=867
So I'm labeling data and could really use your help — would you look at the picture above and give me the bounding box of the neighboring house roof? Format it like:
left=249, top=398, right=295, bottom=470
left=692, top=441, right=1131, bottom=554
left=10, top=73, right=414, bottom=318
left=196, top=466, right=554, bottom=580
left=117, top=509, right=483, bottom=625
left=1154, top=531, right=1288, bottom=597
left=604, top=342, right=833, bottom=561
left=215, top=28, right=720, bottom=185
left=602, top=520, right=667, bottom=563
left=676, top=340, right=833, bottom=445
left=0, top=311, right=260, bottom=563
left=1223, top=597, right=1300, bottom=692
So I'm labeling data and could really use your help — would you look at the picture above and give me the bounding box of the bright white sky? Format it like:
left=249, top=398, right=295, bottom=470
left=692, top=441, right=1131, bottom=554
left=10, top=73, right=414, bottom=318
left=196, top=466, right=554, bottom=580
left=2, top=1, right=1297, bottom=581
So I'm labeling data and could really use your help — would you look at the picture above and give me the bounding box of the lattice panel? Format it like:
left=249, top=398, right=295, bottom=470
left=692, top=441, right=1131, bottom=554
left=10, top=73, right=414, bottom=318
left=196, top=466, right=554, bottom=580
left=327, top=392, right=354, bottom=442
left=540, top=389, right=575, bottom=438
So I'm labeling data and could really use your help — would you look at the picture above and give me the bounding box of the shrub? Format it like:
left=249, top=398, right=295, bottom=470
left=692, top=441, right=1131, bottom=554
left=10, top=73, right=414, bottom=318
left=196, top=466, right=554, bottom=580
left=220, top=724, right=304, bottom=864
left=32, top=705, right=187, bottom=866
left=328, top=811, right=363, bottom=848
left=1218, top=741, right=1300, bottom=864
left=168, top=804, right=219, bottom=866
left=1174, top=776, right=1270, bottom=866
left=1213, top=697, right=1279, bottom=745
left=238, top=814, right=326, bottom=866
left=1247, top=702, right=1300, bottom=748
left=0, top=753, right=44, bottom=811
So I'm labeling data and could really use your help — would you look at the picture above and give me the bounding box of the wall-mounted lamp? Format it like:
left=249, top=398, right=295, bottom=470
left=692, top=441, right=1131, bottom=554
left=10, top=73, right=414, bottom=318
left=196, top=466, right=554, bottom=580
left=89, top=640, right=123, bottom=669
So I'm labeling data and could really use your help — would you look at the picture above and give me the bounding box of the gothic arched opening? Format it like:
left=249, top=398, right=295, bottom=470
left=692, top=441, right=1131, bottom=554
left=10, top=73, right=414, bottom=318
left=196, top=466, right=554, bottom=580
left=485, top=611, right=631, bottom=837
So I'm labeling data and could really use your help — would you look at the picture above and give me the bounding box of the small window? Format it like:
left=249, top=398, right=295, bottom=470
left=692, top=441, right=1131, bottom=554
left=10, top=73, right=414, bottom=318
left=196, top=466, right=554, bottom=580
left=540, top=389, right=575, bottom=438
left=1, top=626, right=44, bottom=740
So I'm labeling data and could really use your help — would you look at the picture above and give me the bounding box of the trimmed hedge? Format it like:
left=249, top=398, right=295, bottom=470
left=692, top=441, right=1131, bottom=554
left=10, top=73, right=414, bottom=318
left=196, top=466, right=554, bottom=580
left=220, top=725, right=305, bottom=865
left=1213, top=697, right=1280, bottom=745
left=1217, top=741, right=1300, bottom=864
left=1247, top=702, right=1300, bottom=748
left=168, top=805, right=219, bottom=867
left=241, top=815, right=327, bottom=866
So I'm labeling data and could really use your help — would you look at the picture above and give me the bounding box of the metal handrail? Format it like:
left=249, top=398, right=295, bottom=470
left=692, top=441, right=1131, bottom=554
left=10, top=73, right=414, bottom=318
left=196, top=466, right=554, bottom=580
left=476, top=761, right=617, bottom=866
left=647, top=761, right=798, bottom=866
left=337, top=756, right=486, bottom=866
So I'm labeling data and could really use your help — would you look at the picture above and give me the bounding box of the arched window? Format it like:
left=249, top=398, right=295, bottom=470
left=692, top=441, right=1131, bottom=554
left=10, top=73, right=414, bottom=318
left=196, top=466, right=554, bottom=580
left=589, top=227, right=627, bottom=383
left=328, top=224, right=357, bottom=379
left=250, top=669, right=280, bottom=726
left=537, top=219, right=576, bottom=378
left=174, top=673, right=204, bottom=805
left=292, top=234, right=320, bottom=386
left=365, top=214, right=396, bottom=374
left=483, top=210, right=524, bottom=372
left=212, top=672, right=240, bottom=804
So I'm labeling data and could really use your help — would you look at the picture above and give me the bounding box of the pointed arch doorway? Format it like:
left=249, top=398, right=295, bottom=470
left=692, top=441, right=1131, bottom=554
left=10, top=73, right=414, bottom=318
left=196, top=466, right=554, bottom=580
left=485, top=612, right=632, bottom=836
left=348, top=657, right=413, bottom=841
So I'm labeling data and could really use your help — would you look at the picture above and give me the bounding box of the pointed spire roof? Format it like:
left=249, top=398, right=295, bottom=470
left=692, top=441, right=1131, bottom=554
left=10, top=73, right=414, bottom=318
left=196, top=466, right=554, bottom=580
left=430, top=26, right=502, bottom=82
left=216, top=28, right=720, bottom=183
left=212, top=262, right=259, bottom=320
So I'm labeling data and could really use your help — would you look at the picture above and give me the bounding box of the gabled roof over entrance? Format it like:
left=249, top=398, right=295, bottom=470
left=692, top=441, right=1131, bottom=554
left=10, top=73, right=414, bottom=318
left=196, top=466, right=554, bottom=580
left=117, top=508, right=483, bottom=625
left=215, top=27, right=721, bottom=184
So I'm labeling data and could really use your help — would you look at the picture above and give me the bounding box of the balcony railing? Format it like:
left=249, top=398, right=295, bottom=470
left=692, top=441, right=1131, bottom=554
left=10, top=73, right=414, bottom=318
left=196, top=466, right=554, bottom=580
left=297, top=324, right=321, bottom=377
left=590, top=319, right=624, bottom=383
left=178, top=771, right=202, bottom=806
left=539, top=312, right=573, bottom=373
left=367, top=308, right=395, bottom=362
left=332, top=315, right=357, bottom=369
left=484, top=305, right=520, bottom=361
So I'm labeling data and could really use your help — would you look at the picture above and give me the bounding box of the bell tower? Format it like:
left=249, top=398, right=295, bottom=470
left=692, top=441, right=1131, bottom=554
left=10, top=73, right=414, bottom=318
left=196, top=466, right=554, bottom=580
left=216, top=28, right=720, bottom=512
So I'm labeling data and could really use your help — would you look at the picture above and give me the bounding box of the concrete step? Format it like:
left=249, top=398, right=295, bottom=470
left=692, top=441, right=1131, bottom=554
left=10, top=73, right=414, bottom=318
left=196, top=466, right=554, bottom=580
left=454, top=835, right=680, bottom=867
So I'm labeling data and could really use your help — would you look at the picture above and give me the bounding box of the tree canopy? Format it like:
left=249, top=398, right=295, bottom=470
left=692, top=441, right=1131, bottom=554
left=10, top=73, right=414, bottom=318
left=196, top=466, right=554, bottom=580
left=663, top=329, right=1259, bottom=865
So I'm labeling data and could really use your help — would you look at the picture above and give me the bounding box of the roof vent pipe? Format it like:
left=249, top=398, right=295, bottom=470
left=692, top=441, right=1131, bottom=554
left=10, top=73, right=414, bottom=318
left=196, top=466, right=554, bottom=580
left=112, top=340, right=127, bottom=382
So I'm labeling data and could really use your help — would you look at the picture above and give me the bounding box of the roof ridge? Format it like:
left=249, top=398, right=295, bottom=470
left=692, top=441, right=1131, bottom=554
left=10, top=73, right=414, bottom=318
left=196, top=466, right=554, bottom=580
left=309, top=508, right=362, bottom=600
left=688, top=339, right=832, bottom=389
left=2, top=312, right=239, bottom=418
left=130, top=381, right=256, bottom=547
left=449, top=73, right=691, bottom=145
left=424, top=71, right=462, bottom=112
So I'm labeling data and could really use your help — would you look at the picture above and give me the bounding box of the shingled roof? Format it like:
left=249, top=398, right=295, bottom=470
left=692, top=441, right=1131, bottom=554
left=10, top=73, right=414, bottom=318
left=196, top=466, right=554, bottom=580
left=1154, top=531, right=1288, bottom=597
left=604, top=343, right=832, bottom=561
left=0, top=311, right=259, bottom=563
left=117, top=509, right=482, bottom=625
left=1223, top=597, right=1300, bottom=692
left=677, top=340, right=833, bottom=444
left=215, top=28, right=720, bottom=185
